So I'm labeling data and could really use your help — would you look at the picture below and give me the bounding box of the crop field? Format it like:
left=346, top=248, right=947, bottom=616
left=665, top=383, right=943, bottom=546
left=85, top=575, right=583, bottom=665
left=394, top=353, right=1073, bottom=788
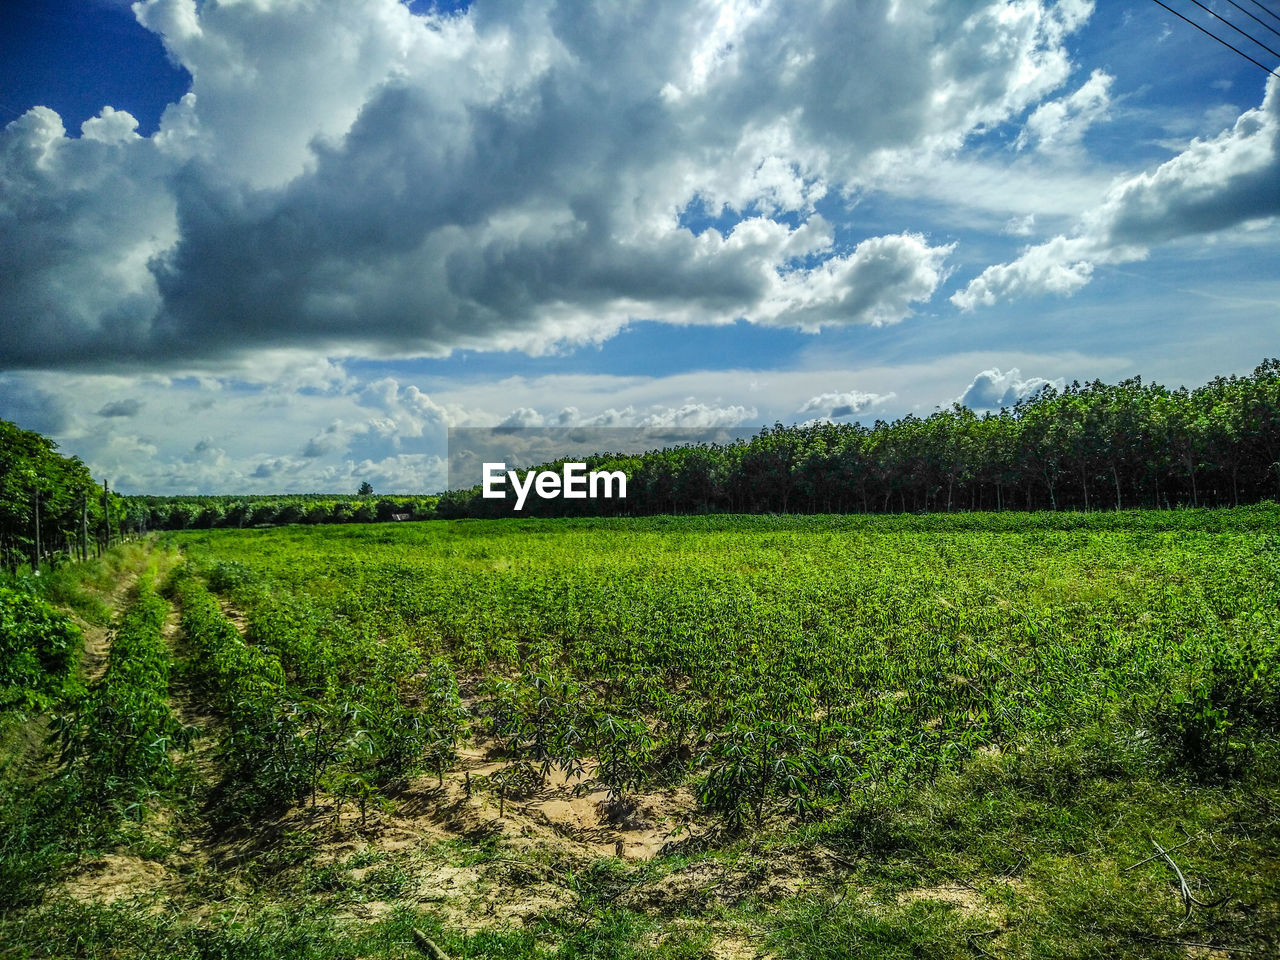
left=2, top=509, right=1279, bottom=958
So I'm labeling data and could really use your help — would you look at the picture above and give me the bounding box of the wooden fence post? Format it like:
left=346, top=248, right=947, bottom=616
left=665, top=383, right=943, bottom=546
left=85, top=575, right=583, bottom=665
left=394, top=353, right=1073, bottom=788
left=100, top=479, right=110, bottom=554
left=32, top=488, right=41, bottom=572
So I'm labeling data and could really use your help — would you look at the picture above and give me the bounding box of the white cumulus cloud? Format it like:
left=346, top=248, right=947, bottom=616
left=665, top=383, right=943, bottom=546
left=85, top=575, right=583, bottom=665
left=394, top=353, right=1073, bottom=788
left=798, top=389, right=895, bottom=419
left=1016, top=68, right=1113, bottom=154
left=0, top=0, right=1098, bottom=369
left=955, top=75, right=1280, bottom=310
left=958, top=367, right=1061, bottom=409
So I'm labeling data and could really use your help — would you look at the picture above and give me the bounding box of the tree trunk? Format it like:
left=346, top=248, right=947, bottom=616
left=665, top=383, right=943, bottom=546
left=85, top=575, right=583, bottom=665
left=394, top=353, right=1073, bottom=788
left=32, top=490, right=40, bottom=572
left=101, top=479, right=111, bottom=550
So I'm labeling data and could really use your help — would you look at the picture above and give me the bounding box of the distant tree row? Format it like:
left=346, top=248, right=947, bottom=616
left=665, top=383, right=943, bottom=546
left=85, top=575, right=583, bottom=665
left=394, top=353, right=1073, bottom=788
left=126, top=495, right=438, bottom=531
left=7, top=359, right=1279, bottom=550
left=0, top=420, right=441, bottom=562
left=0, top=420, right=126, bottom=574
left=439, top=359, right=1280, bottom=517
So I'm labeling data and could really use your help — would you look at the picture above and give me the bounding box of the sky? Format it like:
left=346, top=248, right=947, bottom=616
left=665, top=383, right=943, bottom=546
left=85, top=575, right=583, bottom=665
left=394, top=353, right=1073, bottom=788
left=1, top=0, right=1277, bottom=495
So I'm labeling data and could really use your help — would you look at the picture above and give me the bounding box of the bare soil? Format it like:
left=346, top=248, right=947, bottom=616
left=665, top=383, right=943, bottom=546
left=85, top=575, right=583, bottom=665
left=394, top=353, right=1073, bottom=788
left=79, top=570, right=142, bottom=683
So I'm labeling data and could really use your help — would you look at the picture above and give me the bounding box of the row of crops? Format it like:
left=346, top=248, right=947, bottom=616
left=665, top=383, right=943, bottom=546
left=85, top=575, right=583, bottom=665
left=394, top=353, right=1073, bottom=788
left=0, top=568, right=185, bottom=906
left=0, top=514, right=1274, bottom=959
left=168, top=509, right=1280, bottom=827
left=55, top=581, right=186, bottom=806
left=176, top=573, right=461, bottom=820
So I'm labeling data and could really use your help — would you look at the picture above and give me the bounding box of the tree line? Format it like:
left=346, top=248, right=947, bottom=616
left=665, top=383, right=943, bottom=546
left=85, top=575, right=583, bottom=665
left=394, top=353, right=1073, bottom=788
left=438, top=359, right=1280, bottom=517
left=0, top=420, right=126, bottom=574
left=127, top=494, right=439, bottom=531
left=1, top=420, right=440, bottom=568
left=6, top=358, right=1279, bottom=548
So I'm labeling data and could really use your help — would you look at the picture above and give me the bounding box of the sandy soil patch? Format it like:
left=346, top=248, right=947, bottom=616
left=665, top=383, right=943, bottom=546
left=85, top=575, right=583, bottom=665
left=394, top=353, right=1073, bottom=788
left=61, top=853, right=180, bottom=906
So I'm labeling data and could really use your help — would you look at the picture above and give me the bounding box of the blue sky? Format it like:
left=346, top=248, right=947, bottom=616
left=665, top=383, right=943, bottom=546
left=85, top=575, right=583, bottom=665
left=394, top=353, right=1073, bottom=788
left=0, top=0, right=1277, bottom=493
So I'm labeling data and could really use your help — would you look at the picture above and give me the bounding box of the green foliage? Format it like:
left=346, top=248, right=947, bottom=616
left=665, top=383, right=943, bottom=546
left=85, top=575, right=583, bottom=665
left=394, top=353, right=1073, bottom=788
left=699, top=718, right=816, bottom=828
left=128, top=493, right=439, bottom=532
left=0, top=418, right=125, bottom=572
left=4, top=513, right=1280, bottom=956
left=175, top=574, right=308, bottom=813
left=0, top=776, right=86, bottom=908
left=417, top=658, right=468, bottom=784
left=55, top=582, right=187, bottom=803
left=0, top=586, right=81, bottom=710
left=0, top=570, right=182, bottom=909
left=174, top=567, right=475, bottom=815
left=1154, top=629, right=1280, bottom=777
left=441, top=360, right=1280, bottom=517
left=165, top=507, right=1280, bottom=842
left=204, top=559, right=257, bottom=594
left=594, top=713, right=653, bottom=811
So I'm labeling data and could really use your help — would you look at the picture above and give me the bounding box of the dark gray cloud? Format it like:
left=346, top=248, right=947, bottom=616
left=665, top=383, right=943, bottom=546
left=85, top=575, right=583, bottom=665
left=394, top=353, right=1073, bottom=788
left=251, top=458, right=286, bottom=479
left=0, top=375, right=72, bottom=433
left=1102, top=80, right=1280, bottom=248
left=0, top=0, right=1093, bottom=370
left=97, top=398, right=144, bottom=417
left=301, top=422, right=344, bottom=458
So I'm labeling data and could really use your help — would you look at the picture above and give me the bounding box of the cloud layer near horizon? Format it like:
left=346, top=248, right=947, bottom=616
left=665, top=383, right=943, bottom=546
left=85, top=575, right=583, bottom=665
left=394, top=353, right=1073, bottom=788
left=0, top=349, right=1117, bottom=493
left=1, top=0, right=1102, bottom=369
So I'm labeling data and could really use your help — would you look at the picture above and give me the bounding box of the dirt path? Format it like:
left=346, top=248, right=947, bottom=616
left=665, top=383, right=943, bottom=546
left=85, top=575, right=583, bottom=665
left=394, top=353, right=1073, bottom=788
left=59, top=558, right=216, bottom=908
left=162, top=601, right=220, bottom=779
left=216, top=598, right=251, bottom=636
left=80, top=570, right=143, bottom=683
left=80, top=544, right=188, bottom=684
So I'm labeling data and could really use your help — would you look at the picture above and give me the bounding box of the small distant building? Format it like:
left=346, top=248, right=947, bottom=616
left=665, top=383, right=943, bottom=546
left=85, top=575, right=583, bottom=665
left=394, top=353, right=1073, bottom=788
left=390, top=512, right=411, bottom=521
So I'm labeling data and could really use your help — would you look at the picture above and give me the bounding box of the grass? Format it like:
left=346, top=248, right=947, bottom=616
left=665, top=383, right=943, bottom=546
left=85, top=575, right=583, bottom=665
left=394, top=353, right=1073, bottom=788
left=0, top=512, right=1277, bottom=957
left=1, top=734, right=1276, bottom=957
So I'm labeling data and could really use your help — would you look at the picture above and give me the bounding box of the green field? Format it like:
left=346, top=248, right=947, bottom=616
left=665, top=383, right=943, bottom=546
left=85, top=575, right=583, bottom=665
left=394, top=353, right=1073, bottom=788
left=2, top=510, right=1279, bottom=958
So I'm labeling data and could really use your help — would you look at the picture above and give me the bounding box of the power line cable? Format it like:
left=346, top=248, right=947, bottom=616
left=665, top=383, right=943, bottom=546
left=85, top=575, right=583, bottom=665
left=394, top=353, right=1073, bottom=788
left=1222, top=0, right=1280, bottom=42
left=1241, top=0, right=1280, bottom=27
left=1184, top=0, right=1280, bottom=60
left=1147, top=0, right=1280, bottom=79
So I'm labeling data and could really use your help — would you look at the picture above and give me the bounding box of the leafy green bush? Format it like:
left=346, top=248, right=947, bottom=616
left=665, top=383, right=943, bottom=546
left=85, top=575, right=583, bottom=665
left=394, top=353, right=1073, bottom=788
left=699, top=717, right=816, bottom=828
left=0, top=586, right=81, bottom=709
left=1155, top=632, right=1279, bottom=777
left=204, top=560, right=256, bottom=594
